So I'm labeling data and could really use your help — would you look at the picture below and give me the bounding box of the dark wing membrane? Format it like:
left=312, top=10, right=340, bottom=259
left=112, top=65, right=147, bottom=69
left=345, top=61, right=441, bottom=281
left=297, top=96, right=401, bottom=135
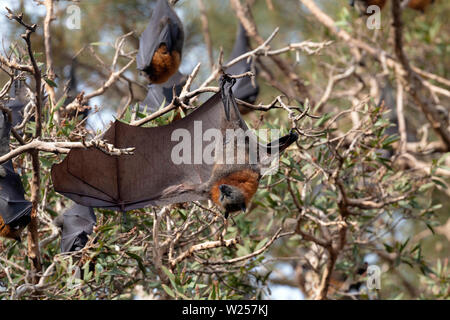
left=162, top=71, right=186, bottom=98
left=141, top=71, right=187, bottom=112
left=59, top=204, right=96, bottom=252
left=52, top=93, right=230, bottom=211
left=0, top=161, right=32, bottom=225
left=141, top=85, right=166, bottom=113
left=162, top=0, right=184, bottom=54
left=226, top=24, right=259, bottom=103
left=136, top=0, right=184, bottom=71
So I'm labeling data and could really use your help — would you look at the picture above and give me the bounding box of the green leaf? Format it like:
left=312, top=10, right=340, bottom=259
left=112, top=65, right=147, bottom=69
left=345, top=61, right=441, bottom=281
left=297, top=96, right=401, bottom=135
left=54, top=95, right=67, bottom=111
left=431, top=179, right=447, bottom=189
left=384, top=243, right=394, bottom=253
left=418, top=182, right=434, bottom=192
left=162, top=284, right=176, bottom=298
left=208, top=285, right=216, bottom=300
left=44, top=77, right=58, bottom=88
left=125, top=251, right=147, bottom=275
left=399, top=238, right=410, bottom=253
left=437, top=152, right=450, bottom=166
left=382, top=134, right=399, bottom=148
left=254, top=238, right=268, bottom=252
left=425, top=222, right=435, bottom=235
left=160, top=265, right=176, bottom=284
left=90, top=41, right=108, bottom=46
left=314, top=113, right=332, bottom=127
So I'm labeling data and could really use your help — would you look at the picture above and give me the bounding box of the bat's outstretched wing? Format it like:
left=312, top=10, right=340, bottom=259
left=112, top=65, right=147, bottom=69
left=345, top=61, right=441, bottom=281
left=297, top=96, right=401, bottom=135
left=226, top=24, right=259, bottom=104
left=52, top=89, right=246, bottom=211
left=141, top=71, right=187, bottom=112
left=51, top=75, right=280, bottom=212
left=136, top=0, right=184, bottom=72
left=57, top=204, right=96, bottom=253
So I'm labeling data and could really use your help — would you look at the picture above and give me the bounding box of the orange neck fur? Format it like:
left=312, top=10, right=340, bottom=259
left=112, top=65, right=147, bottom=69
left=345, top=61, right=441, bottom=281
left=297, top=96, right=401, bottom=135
left=147, top=44, right=181, bottom=84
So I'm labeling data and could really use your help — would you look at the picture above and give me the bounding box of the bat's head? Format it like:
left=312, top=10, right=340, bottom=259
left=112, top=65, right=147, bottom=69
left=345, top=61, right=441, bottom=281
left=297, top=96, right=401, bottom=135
left=6, top=214, right=31, bottom=242
left=218, top=184, right=247, bottom=218
left=3, top=224, right=24, bottom=242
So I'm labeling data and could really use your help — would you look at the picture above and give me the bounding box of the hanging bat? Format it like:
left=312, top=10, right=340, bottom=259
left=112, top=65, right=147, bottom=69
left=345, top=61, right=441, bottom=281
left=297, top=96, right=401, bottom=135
left=350, top=0, right=387, bottom=15
left=0, top=111, right=31, bottom=242
left=141, top=71, right=187, bottom=112
left=136, top=0, right=184, bottom=84
left=54, top=204, right=96, bottom=252
left=378, top=79, right=398, bottom=139
left=51, top=75, right=298, bottom=217
left=3, top=78, right=26, bottom=128
left=402, top=0, right=434, bottom=12
left=328, top=262, right=369, bottom=295
left=0, top=161, right=32, bottom=242
left=226, top=24, right=259, bottom=114
left=64, top=59, right=89, bottom=120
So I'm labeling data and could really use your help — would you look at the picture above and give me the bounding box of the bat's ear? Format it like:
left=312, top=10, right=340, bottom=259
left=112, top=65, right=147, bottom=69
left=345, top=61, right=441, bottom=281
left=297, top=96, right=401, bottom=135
left=241, top=204, right=246, bottom=214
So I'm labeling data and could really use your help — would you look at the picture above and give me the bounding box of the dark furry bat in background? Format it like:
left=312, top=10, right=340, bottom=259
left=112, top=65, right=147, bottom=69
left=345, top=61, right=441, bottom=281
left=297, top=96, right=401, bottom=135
left=4, top=78, right=27, bottom=128
left=226, top=24, right=260, bottom=113
left=0, top=109, right=31, bottom=241
left=54, top=204, right=96, bottom=252
left=136, top=0, right=184, bottom=84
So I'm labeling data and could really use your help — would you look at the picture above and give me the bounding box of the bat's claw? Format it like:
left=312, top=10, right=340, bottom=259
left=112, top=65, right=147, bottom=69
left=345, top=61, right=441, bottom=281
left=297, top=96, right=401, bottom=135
left=161, top=184, right=193, bottom=198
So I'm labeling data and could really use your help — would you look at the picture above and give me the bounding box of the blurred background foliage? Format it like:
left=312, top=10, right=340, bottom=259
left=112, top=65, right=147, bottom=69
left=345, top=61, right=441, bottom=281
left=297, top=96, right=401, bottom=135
left=0, top=0, right=449, bottom=299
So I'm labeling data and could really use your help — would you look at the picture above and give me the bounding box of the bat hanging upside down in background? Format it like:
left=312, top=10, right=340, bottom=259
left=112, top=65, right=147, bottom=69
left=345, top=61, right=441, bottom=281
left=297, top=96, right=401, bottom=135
left=225, top=23, right=260, bottom=114
left=0, top=108, right=31, bottom=242
left=350, top=0, right=435, bottom=14
left=0, top=161, right=32, bottom=242
left=402, top=0, right=435, bottom=12
left=52, top=75, right=298, bottom=218
left=137, top=0, right=184, bottom=84
left=349, top=0, right=387, bottom=14
left=53, top=204, right=96, bottom=252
